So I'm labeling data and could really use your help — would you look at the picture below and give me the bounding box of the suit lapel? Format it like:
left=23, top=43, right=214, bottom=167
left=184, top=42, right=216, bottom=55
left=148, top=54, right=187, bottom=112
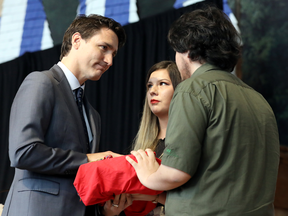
left=49, top=65, right=88, bottom=152
left=83, top=98, right=98, bottom=153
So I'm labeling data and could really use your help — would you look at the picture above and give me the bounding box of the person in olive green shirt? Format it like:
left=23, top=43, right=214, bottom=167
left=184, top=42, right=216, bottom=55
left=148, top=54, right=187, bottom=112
left=126, top=5, right=280, bottom=216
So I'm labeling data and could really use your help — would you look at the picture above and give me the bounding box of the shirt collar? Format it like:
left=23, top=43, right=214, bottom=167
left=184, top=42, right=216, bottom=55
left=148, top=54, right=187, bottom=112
left=57, top=61, right=85, bottom=91
left=192, top=63, right=221, bottom=78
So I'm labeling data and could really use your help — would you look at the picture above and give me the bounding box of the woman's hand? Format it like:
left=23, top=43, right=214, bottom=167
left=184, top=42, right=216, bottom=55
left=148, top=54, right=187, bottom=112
left=131, top=192, right=166, bottom=205
left=131, top=193, right=156, bottom=201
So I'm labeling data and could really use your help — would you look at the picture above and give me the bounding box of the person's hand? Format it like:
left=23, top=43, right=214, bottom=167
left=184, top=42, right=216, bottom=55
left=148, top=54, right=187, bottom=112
left=87, top=151, right=123, bottom=162
left=101, top=194, right=132, bottom=216
left=130, top=193, right=156, bottom=201
left=131, top=192, right=166, bottom=205
left=126, top=149, right=160, bottom=186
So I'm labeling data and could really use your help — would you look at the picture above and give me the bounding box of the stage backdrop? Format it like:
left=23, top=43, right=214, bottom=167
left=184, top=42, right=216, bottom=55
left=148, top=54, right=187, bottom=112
left=228, top=0, right=288, bottom=145
left=0, top=0, right=222, bottom=64
left=0, top=1, right=222, bottom=204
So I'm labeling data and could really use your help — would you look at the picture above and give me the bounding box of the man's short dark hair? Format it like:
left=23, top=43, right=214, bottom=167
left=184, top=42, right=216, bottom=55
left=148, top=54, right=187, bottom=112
left=60, top=14, right=126, bottom=60
left=168, top=5, right=241, bottom=72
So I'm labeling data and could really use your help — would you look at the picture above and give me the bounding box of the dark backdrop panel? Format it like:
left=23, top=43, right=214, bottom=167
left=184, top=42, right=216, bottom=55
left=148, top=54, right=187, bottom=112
left=0, top=0, right=222, bottom=204
left=137, top=0, right=223, bottom=19
left=0, top=47, right=61, bottom=203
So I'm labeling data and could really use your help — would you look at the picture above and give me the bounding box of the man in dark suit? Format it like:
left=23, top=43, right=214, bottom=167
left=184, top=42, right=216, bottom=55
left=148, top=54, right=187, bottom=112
left=2, top=14, right=131, bottom=216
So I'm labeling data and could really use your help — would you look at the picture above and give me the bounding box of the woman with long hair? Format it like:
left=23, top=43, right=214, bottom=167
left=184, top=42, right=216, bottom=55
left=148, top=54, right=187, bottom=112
left=133, top=60, right=181, bottom=156
left=131, top=60, right=181, bottom=215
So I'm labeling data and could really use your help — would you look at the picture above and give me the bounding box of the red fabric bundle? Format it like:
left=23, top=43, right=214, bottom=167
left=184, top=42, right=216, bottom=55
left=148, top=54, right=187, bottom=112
left=73, top=154, right=162, bottom=216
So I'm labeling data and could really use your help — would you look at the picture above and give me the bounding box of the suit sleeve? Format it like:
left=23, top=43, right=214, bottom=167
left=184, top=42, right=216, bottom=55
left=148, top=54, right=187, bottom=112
left=9, top=72, right=88, bottom=175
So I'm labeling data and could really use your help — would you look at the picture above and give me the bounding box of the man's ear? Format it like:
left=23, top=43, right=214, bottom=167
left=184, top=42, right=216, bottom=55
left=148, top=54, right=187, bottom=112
left=71, top=32, right=82, bottom=49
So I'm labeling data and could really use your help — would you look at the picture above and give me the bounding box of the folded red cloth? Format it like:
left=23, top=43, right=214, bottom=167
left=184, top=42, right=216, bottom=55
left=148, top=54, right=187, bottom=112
left=73, top=154, right=162, bottom=216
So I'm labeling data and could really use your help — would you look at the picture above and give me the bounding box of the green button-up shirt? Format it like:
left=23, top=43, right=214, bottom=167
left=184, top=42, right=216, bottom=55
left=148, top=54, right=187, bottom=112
left=162, top=63, right=279, bottom=216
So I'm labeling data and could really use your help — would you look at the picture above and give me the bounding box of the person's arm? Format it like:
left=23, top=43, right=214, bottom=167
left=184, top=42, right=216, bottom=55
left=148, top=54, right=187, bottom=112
left=8, top=72, right=120, bottom=175
left=87, top=151, right=123, bottom=162
left=9, top=72, right=85, bottom=174
left=131, top=192, right=166, bottom=205
left=126, top=149, right=191, bottom=191
left=130, top=87, right=207, bottom=191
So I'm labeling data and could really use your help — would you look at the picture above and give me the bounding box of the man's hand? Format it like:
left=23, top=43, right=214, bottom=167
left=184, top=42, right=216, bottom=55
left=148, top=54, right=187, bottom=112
left=125, top=149, right=159, bottom=186
left=87, top=151, right=122, bottom=162
left=126, top=149, right=191, bottom=191
left=102, top=194, right=132, bottom=216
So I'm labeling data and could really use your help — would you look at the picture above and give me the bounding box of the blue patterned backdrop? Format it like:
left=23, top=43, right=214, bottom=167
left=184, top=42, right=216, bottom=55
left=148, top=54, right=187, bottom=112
left=0, top=0, right=235, bottom=64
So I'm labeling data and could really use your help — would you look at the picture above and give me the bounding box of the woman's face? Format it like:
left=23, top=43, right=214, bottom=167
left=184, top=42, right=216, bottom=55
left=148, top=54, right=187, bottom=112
left=147, top=69, right=174, bottom=118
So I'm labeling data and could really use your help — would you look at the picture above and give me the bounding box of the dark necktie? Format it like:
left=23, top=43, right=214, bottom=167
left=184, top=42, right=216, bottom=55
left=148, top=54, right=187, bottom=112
left=75, top=87, right=90, bottom=153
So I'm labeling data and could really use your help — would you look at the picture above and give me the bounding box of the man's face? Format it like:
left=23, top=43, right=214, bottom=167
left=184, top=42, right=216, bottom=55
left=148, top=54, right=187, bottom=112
left=175, top=52, right=191, bottom=80
left=75, top=28, right=119, bottom=83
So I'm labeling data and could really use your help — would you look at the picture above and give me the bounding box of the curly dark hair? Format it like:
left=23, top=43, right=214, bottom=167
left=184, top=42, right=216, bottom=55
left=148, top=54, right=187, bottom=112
left=60, top=14, right=126, bottom=60
left=168, top=5, right=241, bottom=72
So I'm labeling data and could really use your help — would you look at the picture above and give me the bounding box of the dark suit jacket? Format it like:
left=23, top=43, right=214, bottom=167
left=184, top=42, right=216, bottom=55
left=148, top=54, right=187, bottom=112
left=2, top=65, right=101, bottom=216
